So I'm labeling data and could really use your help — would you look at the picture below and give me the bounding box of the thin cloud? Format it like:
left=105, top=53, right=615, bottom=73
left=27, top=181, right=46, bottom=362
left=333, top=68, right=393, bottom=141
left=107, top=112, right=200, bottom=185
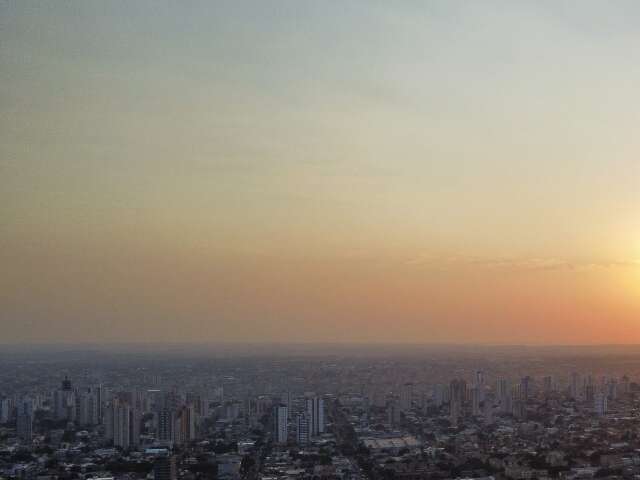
left=405, top=254, right=640, bottom=272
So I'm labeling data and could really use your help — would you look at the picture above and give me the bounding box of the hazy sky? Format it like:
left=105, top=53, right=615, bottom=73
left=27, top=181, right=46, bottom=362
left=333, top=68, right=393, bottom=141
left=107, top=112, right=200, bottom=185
left=2, top=1, right=640, bottom=344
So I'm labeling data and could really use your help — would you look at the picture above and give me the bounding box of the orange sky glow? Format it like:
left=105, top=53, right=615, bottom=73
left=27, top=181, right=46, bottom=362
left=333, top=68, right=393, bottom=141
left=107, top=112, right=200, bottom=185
left=2, top=2, right=640, bottom=344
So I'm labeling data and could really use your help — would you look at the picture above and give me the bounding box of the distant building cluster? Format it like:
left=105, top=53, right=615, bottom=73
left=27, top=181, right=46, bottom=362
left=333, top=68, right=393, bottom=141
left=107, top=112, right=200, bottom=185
left=2, top=351, right=640, bottom=480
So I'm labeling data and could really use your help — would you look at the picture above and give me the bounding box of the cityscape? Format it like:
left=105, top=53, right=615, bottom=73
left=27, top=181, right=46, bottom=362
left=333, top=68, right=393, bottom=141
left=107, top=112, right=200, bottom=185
left=3, top=346, right=640, bottom=480
left=3, top=2, right=640, bottom=480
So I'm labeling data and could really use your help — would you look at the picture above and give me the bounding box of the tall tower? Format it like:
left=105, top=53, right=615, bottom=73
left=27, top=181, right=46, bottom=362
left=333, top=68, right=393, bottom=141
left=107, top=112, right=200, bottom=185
left=520, top=376, right=531, bottom=402
left=400, top=383, right=413, bottom=412
left=0, top=398, right=11, bottom=424
left=449, top=379, right=466, bottom=425
left=387, top=400, right=401, bottom=427
left=16, top=399, right=33, bottom=443
left=54, top=376, right=76, bottom=422
left=306, top=396, right=325, bottom=437
left=78, top=389, right=99, bottom=426
left=176, top=405, right=197, bottom=445
left=94, top=384, right=104, bottom=423
left=113, top=402, right=132, bottom=449
left=296, top=414, right=309, bottom=445
left=285, top=391, right=293, bottom=419
left=476, top=371, right=485, bottom=402
left=470, top=386, right=481, bottom=416
left=105, top=400, right=140, bottom=450
left=570, top=372, right=581, bottom=400
left=156, top=409, right=175, bottom=444
left=273, top=404, right=288, bottom=444
left=432, top=384, right=445, bottom=408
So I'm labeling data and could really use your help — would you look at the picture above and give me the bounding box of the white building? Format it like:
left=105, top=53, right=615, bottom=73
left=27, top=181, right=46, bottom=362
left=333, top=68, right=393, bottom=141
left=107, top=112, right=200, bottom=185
left=78, top=389, right=99, bottom=426
left=105, top=400, right=140, bottom=450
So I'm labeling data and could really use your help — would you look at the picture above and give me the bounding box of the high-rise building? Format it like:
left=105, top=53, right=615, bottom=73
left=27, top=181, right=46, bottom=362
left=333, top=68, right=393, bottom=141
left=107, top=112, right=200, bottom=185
left=621, top=375, right=630, bottom=395
left=449, top=379, right=466, bottom=424
left=432, top=384, right=446, bottom=408
left=285, top=391, right=293, bottom=419
left=95, top=384, right=104, bottom=423
left=570, top=372, right=581, bottom=400
left=78, top=389, right=99, bottom=426
left=296, top=414, right=309, bottom=445
left=193, top=394, right=210, bottom=419
left=449, top=379, right=466, bottom=405
left=512, top=399, right=526, bottom=419
left=273, top=404, right=288, bottom=444
left=497, top=377, right=511, bottom=413
left=606, top=378, right=618, bottom=400
left=105, top=400, right=140, bottom=450
left=54, top=376, right=76, bottom=422
left=175, top=405, right=197, bottom=445
left=16, top=399, right=33, bottom=443
left=520, top=376, right=532, bottom=401
left=496, top=377, right=509, bottom=400
left=256, top=396, right=271, bottom=417
left=387, top=400, right=401, bottom=427
left=156, top=409, right=175, bottom=444
left=594, top=393, right=607, bottom=416
left=476, top=371, right=485, bottom=401
left=0, top=398, right=11, bottom=424
left=306, top=396, right=325, bottom=437
left=399, top=383, right=413, bottom=412
left=585, top=384, right=595, bottom=403
left=213, top=386, right=224, bottom=403
left=470, top=386, right=481, bottom=416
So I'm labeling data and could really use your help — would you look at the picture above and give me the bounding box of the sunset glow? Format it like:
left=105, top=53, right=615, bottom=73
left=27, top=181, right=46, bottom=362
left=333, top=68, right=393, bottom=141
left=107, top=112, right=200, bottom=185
left=2, top=1, right=640, bottom=345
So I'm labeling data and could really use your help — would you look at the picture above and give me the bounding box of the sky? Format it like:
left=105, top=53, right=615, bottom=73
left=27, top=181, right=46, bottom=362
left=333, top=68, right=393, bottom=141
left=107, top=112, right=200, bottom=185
left=1, top=1, right=640, bottom=345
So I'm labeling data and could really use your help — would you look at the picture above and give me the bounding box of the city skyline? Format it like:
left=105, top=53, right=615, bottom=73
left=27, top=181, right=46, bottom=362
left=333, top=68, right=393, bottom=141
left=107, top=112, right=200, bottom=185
left=2, top=1, right=640, bottom=344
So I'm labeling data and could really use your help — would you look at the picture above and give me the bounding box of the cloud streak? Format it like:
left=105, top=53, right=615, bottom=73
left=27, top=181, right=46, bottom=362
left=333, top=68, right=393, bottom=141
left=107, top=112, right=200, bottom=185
left=405, top=254, right=640, bottom=272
